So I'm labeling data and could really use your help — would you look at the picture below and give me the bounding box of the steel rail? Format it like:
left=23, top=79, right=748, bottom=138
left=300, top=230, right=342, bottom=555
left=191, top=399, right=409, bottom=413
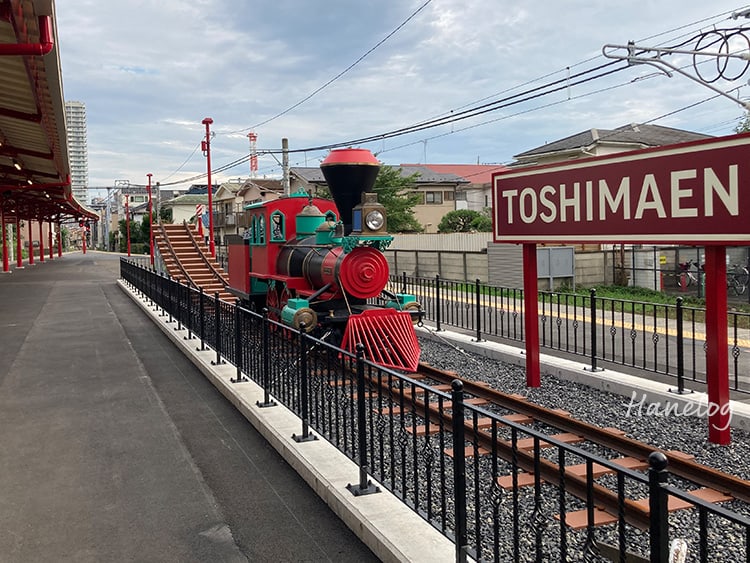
left=417, top=363, right=750, bottom=504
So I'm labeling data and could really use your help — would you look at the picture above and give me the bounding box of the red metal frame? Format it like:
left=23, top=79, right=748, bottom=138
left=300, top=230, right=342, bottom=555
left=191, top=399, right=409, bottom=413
left=522, top=243, right=540, bottom=387
left=38, top=220, right=43, bottom=262
left=147, top=173, right=153, bottom=266
left=27, top=220, right=33, bottom=265
left=1, top=208, right=7, bottom=272
left=202, top=118, right=215, bottom=258
left=16, top=217, right=23, bottom=268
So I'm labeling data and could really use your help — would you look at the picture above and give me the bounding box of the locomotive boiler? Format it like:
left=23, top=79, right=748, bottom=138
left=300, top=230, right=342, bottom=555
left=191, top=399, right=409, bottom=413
left=226, top=148, right=422, bottom=372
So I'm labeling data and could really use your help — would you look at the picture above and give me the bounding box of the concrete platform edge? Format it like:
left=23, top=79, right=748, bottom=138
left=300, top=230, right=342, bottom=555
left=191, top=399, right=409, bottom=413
left=118, top=280, right=455, bottom=563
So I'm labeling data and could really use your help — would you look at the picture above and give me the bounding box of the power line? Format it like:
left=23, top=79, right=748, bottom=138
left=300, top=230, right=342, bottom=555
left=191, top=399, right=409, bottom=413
left=158, top=8, right=749, bottom=186
left=226, top=0, right=433, bottom=135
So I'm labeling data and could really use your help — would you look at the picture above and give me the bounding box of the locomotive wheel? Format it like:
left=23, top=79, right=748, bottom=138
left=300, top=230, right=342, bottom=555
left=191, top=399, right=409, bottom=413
left=266, top=284, right=282, bottom=320
left=266, top=284, right=295, bottom=324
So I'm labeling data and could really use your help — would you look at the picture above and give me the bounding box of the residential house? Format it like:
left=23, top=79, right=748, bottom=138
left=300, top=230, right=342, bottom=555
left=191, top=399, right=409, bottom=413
left=400, top=164, right=507, bottom=213
left=214, top=178, right=283, bottom=259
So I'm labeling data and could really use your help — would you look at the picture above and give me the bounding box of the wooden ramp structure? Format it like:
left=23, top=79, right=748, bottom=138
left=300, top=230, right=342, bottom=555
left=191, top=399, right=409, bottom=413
left=154, top=222, right=237, bottom=303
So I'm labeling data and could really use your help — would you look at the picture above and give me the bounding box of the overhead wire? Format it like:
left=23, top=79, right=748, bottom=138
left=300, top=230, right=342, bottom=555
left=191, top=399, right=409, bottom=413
left=159, top=7, right=750, bottom=186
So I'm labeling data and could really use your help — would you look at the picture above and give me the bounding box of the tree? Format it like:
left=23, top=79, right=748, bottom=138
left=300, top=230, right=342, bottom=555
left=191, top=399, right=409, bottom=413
left=438, top=209, right=492, bottom=233
left=373, top=165, right=423, bottom=233
left=736, top=110, right=750, bottom=133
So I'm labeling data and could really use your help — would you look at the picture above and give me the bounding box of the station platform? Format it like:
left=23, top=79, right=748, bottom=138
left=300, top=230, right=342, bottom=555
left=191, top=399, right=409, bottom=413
left=0, top=252, right=411, bottom=562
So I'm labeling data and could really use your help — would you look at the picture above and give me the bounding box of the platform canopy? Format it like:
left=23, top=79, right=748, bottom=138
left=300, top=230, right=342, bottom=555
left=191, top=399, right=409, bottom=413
left=0, top=0, right=95, bottom=222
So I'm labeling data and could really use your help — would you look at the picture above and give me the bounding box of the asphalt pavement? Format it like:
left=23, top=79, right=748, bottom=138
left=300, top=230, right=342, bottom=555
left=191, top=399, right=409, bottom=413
left=0, top=251, right=378, bottom=562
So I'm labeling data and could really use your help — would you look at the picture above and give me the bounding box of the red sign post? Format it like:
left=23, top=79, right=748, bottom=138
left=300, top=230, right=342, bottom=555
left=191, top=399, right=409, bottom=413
left=493, top=133, right=750, bottom=444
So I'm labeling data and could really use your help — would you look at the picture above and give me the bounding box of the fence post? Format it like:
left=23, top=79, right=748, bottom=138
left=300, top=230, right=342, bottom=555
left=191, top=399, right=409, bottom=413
left=648, top=452, right=670, bottom=563
left=175, top=281, right=184, bottom=331
left=231, top=305, right=246, bottom=383
left=669, top=297, right=692, bottom=395
left=159, top=272, right=166, bottom=317
left=292, top=322, right=316, bottom=443
left=184, top=284, right=194, bottom=339
left=473, top=278, right=483, bottom=342
left=585, top=288, right=601, bottom=372
left=435, top=274, right=442, bottom=332
left=197, top=288, right=206, bottom=351
left=451, top=380, right=468, bottom=563
left=347, top=343, right=380, bottom=496
left=256, top=308, right=276, bottom=408
left=166, top=274, right=174, bottom=324
left=401, top=271, right=407, bottom=294
left=211, top=291, right=224, bottom=365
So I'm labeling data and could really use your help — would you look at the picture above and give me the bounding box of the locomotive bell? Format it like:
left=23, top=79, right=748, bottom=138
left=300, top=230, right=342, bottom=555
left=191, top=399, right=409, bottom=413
left=350, top=192, right=387, bottom=235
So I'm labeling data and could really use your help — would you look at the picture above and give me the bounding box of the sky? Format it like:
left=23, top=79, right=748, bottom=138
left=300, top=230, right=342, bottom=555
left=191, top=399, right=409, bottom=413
left=55, top=1, right=750, bottom=199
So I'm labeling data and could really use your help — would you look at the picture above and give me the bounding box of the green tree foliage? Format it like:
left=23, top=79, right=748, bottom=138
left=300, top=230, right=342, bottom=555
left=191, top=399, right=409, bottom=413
left=438, top=209, right=492, bottom=233
left=736, top=111, right=750, bottom=133
left=373, top=165, right=423, bottom=233
left=118, top=216, right=151, bottom=253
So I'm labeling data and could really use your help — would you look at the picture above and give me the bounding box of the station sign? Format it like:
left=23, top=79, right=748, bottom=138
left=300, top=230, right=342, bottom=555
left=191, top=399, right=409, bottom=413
left=492, top=133, right=750, bottom=244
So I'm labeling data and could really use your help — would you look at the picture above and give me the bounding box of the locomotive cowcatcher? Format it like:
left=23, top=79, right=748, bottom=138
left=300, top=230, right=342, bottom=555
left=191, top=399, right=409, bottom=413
left=226, top=148, right=422, bottom=372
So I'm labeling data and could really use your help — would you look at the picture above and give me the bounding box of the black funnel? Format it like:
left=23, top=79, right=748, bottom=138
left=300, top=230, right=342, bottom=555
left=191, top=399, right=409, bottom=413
left=320, top=148, right=380, bottom=235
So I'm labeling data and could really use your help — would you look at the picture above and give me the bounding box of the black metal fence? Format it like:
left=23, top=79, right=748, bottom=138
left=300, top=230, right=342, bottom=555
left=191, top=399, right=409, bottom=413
left=389, top=274, right=750, bottom=395
left=120, top=258, right=749, bottom=562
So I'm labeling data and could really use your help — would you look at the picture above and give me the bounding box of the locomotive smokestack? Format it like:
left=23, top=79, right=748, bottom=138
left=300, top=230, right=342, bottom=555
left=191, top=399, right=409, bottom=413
left=320, top=148, right=380, bottom=235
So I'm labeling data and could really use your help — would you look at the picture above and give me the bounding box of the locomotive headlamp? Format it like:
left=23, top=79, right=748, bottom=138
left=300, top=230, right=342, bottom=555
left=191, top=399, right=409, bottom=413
left=351, top=192, right=387, bottom=235
left=365, top=210, right=384, bottom=231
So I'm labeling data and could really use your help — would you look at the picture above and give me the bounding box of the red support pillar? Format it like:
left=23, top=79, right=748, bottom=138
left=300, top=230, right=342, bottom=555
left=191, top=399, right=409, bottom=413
left=1, top=208, right=8, bottom=273
left=202, top=117, right=216, bottom=258
left=27, top=220, right=34, bottom=265
left=523, top=243, right=540, bottom=387
left=704, top=246, right=730, bottom=444
left=38, top=220, right=44, bottom=262
left=48, top=221, right=53, bottom=260
left=16, top=217, right=23, bottom=268
left=57, top=221, right=62, bottom=256
left=147, top=173, right=154, bottom=266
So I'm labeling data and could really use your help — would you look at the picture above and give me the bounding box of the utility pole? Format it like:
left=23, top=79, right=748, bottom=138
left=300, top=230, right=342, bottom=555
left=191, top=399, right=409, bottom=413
left=282, top=137, right=290, bottom=196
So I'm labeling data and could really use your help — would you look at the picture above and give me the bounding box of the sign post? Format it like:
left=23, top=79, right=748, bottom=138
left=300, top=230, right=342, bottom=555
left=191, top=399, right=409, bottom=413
left=493, top=133, right=750, bottom=444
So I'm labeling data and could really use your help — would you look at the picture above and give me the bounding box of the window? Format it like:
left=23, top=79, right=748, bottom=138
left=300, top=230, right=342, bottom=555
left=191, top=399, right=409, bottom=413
left=444, top=191, right=454, bottom=201
left=425, top=191, right=443, bottom=205
left=270, top=212, right=285, bottom=241
left=455, top=191, right=467, bottom=201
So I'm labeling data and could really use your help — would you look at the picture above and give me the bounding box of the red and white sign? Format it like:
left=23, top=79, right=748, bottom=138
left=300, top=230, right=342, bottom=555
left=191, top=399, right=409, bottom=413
left=492, top=133, right=750, bottom=245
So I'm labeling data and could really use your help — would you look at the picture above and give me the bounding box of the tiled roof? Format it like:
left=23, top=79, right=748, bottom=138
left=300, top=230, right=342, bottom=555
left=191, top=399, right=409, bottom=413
left=396, top=165, right=468, bottom=184
left=161, top=194, right=209, bottom=207
left=514, top=124, right=712, bottom=158
left=401, top=164, right=507, bottom=184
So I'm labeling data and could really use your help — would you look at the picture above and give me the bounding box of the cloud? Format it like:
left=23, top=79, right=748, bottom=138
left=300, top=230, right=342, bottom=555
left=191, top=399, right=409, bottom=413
left=56, top=0, right=750, bottom=193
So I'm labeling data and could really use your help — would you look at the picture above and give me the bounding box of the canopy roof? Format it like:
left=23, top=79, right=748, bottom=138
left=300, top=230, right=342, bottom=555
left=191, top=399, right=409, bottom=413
left=0, top=0, right=95, bottom=221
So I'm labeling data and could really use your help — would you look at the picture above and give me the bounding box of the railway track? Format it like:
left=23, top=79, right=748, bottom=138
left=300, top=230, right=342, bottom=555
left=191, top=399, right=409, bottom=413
left=352, top=360, right=748, bottom=531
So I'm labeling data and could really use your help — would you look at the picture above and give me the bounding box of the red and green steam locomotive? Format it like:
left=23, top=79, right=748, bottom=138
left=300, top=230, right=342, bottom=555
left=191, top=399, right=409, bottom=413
left=226, top=148, right=422, bottom=372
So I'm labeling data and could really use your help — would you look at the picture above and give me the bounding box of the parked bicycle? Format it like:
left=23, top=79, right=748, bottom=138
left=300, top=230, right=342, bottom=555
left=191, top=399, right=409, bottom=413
left=727, top=264, right=750, bottom=296
left=675, top=259, right=701, bottom=287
